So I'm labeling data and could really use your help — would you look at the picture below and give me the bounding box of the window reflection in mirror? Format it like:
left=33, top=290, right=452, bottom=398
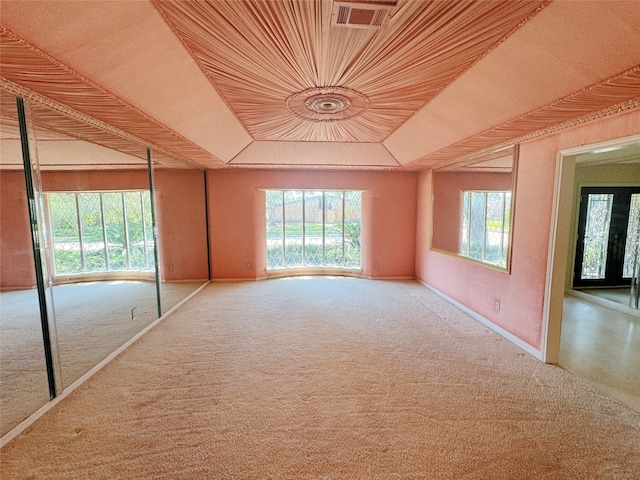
left=1, top=88, right=210, bottom=436
left=29, top=100, right=160, bottom=390
left=431, top=145, right=518, bottom=270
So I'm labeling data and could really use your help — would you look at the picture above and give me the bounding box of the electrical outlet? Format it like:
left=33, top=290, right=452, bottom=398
left=494, top=300, right=501, bottom=312
left=247, top=262, right=252, bottom=269
left=131, top=307, right=137, bottom=321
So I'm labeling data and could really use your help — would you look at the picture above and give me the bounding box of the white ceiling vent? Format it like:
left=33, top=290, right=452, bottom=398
left=331, top=1, right=397, bottom=29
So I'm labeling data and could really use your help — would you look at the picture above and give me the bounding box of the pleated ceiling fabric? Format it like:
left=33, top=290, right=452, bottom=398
left=0, top=27, right=224, bottom=169
left=153, top=0, right=549, bottom=143
left=2, top=0, right=639, bottom=170
left=405, top=66, right=640, bottom=170
left=0, top=88, right=190, bottom=170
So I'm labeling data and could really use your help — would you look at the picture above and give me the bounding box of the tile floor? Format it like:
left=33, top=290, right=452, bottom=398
left=577, top=288, right=633, bottom=307
left=560, top=294, right=640, bottom=412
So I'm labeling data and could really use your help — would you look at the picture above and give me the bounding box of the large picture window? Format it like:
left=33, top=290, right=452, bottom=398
left=46, top=191, right=154, bottom=276
left=461, top=190, right=511, bottom=268
left=266, top=190, right=362, bottom=271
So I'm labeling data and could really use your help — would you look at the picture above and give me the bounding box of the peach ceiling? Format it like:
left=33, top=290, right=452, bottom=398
left=0, top=86, right=191, bottom=170
left=1, top=0, right=639, bottom=171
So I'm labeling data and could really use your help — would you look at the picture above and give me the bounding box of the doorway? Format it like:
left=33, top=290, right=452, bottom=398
left=543, top=135, right=640, bottom=411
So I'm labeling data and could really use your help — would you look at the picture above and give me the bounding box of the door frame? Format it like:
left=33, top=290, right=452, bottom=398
left=542, top=134, right=640, bottom=364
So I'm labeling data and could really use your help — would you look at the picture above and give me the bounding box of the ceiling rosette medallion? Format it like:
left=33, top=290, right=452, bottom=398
left=286, top=87, right=370, bottom=122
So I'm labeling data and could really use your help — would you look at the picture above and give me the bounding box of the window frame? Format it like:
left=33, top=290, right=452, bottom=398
left=44, top=190, right=155, bottom=281
left=265, top=189, right=362, bottom=273
left=460, top=189, right=511, bottom=268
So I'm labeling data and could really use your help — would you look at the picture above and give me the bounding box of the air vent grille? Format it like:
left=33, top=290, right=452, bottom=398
left=332, top=1, right=396, bottom=29
left=337, top=6, right=350, bottom=24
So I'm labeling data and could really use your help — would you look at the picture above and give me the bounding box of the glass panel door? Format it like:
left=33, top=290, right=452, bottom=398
left=626, top=194, right=640, bottom=308
left=580, top=193, right=613, bottom=280
left=574, top=187, right=640, bottom=288
left=623, top=193, right=640, bottom=278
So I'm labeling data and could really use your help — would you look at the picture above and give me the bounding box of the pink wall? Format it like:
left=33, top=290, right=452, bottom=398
left=154, top=170, right=208, bottom=281
left=1, top=169, right=207, bottom=288
left=431, top=172, right=512, bottom=252
left=42, top=170, right=149, bottom=191
left=416, top=108, right=640, bottom=350
left=0, top=171, right=37, bottom=289
left=206, top=170, right=417, bottom=279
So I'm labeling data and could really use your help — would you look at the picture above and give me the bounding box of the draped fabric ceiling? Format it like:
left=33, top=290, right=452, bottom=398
left=0, top=88, right=187, bottom=170
left=1, top=0, right=639, bottom=170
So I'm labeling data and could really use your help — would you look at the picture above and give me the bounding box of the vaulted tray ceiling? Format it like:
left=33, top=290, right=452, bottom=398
left=1, top=0, right=639, bottom=171
left=154, top=0, right=547, bottom=143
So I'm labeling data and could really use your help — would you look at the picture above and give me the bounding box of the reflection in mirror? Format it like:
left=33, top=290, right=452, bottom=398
left=28, top=100, right=161, bottom=391
left=151, top=158, right=209, bottom=315
left=0, top=90, right=51, bottom=436
left=431, top=145, right=518, bottom=270
left=1, top=86, right=209, bottom=436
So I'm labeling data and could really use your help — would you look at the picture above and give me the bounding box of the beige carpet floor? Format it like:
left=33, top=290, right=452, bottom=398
left=0, top=280, right=205, bottom=437
left=1, top=278, right=639, bottom=479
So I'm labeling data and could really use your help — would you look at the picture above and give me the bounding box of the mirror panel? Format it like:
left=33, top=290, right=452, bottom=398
left=0, top=90, right=51, bottom=436
left=431, top=145, right=518, bottom=270
left=1, top=87, right=209, bottom=437
left=151, top=158, right=209, bottom=315
left=26, top=99, right=161, bottom=391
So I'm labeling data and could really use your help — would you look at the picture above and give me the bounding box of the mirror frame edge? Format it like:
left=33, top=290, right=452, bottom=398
left=428, top=143, right=520, bottom=274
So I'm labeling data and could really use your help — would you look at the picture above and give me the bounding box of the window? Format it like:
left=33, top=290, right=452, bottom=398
left=266, top=190, right=361, bottom=271
left=47, top=191, right=154, bottom=276
left=461, top=190, right=511, bottom=267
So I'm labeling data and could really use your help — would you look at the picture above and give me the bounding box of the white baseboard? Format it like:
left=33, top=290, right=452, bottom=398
left=161, top=278, right=209, bottom=284
left=566, top=288, right=640, bottom=317
left=418, top=280, right=543, bottom=361
left=369, top=276, right=415, bottom=281
left=210, top=277, right=258, bottom=282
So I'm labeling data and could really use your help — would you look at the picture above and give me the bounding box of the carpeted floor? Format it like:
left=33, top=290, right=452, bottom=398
left=0, top=280, right=205, bottom=437
left=1, top=278, right=639, bottom=478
